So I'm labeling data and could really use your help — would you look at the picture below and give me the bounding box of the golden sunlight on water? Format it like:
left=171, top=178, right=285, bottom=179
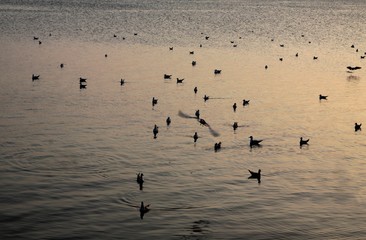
left=1, top=0, right=366, bottom=239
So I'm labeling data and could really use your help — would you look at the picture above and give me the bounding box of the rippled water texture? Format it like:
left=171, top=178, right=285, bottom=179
left=1, top=0, right=366, bottom=239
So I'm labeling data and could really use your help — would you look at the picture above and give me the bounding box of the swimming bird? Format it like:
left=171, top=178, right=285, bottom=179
left=113, top=34, right=117, bottom=38
left=33, top=36, right=39, bottom=40
left=164, top=74, right=172, bottom=79
left=347, top=66, right=362, bottom=71
left=243, top=99, right=250, bottom=106
left=280, top=44, right=284, bottom=47
left=279, top=58, right=283, bottom=61
left=153, top=125, right=159, bottom=139
left=79, top=84, right=86, bottom=89
left=60, top=63, right=64, bottom=68
left=193, top=132, right=199, bottom=142
left=265, top=65, right=268, bottom=69
left=319, top=94, right=327, bottom=100
left=176, top=78, right=184, bottom=84
left=192, top=61, right=196, bottom=66
left=166, top=117, right=171, bottom=126
left=205, top=36, right=209, bottom=40
left=233, top=122, right=238, bottom=131
left=249, top=136, right=263, bottom=148
left=192, top=111, right=199, bottom=121
left=189, top=51, right=194, bottom=55
left=120, top=79, right=125, bottom=85
left=194, top=87, right=198, bottom=94
left=313, top=56, right=318, bottom=60
left=203, top=95, right=209, bottom=102
left=137, top=173, right=144, bottom=190
left=299, top=137, right=309, bottom=147
left=169, top=47, right=173, bottom=51
left=295, top=53, right=298, bottom=57
left=214, top=142, right=222, bottom=152
left=233, top=103, right=237, bottom=112
left=79, top=77, right=87, bottom=84
left=152, top=97, right=158, bottom=106
left=105, top=54, right=108, bottom=58
left=355, top=123, right=362, bottom=132
left=214, top=69, right=222, bottom=74
left=32, top=74, right=40, bottom=81
left=140, top=201, right=150, bottom=220
left=38, top=41, right=42, bottom=45
left=248, top=169, right=261, bottom=183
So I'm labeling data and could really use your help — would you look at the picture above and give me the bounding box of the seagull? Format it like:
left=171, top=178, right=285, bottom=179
left=189, top=51, right=194, bottom=55
left=233, top=122, right=238, bottom=131
left=79, top=77, right=87, bottom=84
left=169, top=47, right=173, bottom=50
left=248, top=169, right=261, bottom=183
left=140, top=201, right=150, bottom=220
left=166, top=117, right=171, bottom=126
left=249, top=136, right=263, bottom=148
left=60, top=63, right=64, bottom=68
left=192, top=61, right=196, bottom=66
left=233, top=103, right=237, bottom=112
left=137, top=173, right=144, bottom=190
left=194, top=87, right=198, bottom=94
left=355, top=123, right=362, bottom=132
left=195, top=110, right=200, bottom=119
left=193, top=132, right=199, bottom=142
left=243, top=99, right=250, bottom=106
left=32, top=74, right=40, bottom=81
left=214, top=69, right=222, bottom=74
left=313, top=56, right=318, bottom=60
left=299, top=137, right=309, bottom=147
left=203, top=95, right=209, bottom=102
left=164, top=74, right=172, bottom=79
left=152, top=97, right=158, bottom=106
left=120, top=79, right=125, bottom=85
left=153, top=125, right=159, bottom=139
left=176, top=78, right=184, bottom=84
left=347, top=66, right=361, bottom=71
left=319, top=94, right=327, bottom=100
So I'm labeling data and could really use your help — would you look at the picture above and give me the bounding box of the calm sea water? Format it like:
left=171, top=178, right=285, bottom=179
left=1, top=0, right=366, bottom=239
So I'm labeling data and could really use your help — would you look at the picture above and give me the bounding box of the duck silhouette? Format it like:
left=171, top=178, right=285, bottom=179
left=248, top=169, right=261, bottom=183
left=140, top=201, right=150, bottom=220
left=249, top=136, right=263, bottom=148
left=192, top=61, right=196, bottom=66
left=299, top=137, right=309, bottom=147
left=166, top=117, right=171, bottom=126
left=355, top=123, right=362, bottom=132
left=120, top=79, right=125, bottom=85
left=176, top=78, right=184, bottom=84
left=233, top=122, right=238, bottom=131
left=60, top=63, right=64, bottom=68
left=203, top=95, right=209, bottom=102
left=153, top=125, right=159, bottom=139
left=214, top=69, right=221, bottom=74
left=194, top=87, right=198, bottom=94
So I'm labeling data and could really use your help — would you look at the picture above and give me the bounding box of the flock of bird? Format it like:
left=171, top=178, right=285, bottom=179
left=30, top=33, right=364, bottom=220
